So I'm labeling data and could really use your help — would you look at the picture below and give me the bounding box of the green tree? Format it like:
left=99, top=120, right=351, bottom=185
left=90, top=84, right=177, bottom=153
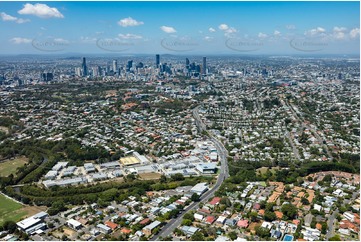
left=228, top=231, right=238, bottom=240
left=191, top=193, right=200, bottom=202
left=264, top=211, right=277, bottom=222
left=281, top=203, right=297, bottom=220
left=191, top=231, right=205, bottom=241
left=255, top=226, right=270, bottom=238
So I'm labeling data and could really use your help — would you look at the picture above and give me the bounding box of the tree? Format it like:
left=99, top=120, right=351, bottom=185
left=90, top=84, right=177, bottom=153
left=228, top=231, right=238, bottom=240
left=255, top=226, right=270, bottom=238
left=264, top=211, right=277, bottom=222
left=281, top=203, right=297, bottom=220
left=301, top=197, right=310, bottom=205
left=183, top=212, right=195, bottom=221
left=3, top=221, right=17, bottom=233
left=159, top=174, right=167, bottom=183
left=249, top=211, right=259, bottom=222
left=170, top=173, right=185, bottom=181
left=191, top=193, right=200, bottom=202
left=329, top=235, right=341, bottom=241
left=181, top=219, right=193, bottom=226
left=191, top=231, right=205, bottom=241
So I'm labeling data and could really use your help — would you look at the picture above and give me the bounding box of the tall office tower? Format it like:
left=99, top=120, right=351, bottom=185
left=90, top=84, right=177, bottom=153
left=127, top=60, right=133, bottom=72
left=92, top=67, right=99, bottom=77
left=202, top=57, right=207, bottom=75
left=186, top=58, right=190, bottom=69
left=82, top=57, right=88, bottom=76
left=75, top=67, right=82, bottom=77
left=112, top=60, right=118, bottom=73
left=156, top=54, right=160, bottom=67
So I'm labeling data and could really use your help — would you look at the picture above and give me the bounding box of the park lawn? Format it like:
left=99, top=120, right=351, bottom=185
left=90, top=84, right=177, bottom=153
left=139, top=172, right=162, bottom=180
left=0, top=156, right=29, bottom=177
left=0, top=194, right=26, bottom=226
left=0, top=194, right=45, bottom=226
left=256, top=166, right=280, bottom=175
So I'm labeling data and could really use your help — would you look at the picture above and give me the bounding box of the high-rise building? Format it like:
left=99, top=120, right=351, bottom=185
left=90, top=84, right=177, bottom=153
left=127, top=60, right=133, bottom=72
left=112, top=60, right=118, bottom=73
left=186, top=58, right=190, bottom=69
left=92, top=67, right=99, bottom=77
left=75, top=67, right=82, bottom=77
left=156, top=54, right=160, bottom=67
left=202, top=57, right=207, bottom=75
left=82, top=57, right=88, bottom=77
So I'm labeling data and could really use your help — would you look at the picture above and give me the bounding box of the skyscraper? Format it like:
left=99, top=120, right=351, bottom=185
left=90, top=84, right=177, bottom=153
left=82, top=57, right=88, bottom=77
left=156, top=54, right=160, bottom=67
left=127, top=60, right=133, bottom=72
left=202, top=57, right=207, bottom=75
left=186, top=58, right=190, bottom=69
left=112, top=60, right=118, bottom=73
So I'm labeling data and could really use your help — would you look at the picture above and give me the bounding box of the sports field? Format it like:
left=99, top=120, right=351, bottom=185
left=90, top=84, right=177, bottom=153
left=0, top=193, right=26, bottom=225
left=0, top=193, right=45, bottom=226
left=0, top=156, right=28, bottom=177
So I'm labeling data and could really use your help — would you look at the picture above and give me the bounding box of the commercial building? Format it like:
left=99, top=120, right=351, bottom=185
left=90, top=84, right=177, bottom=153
left=190, top=182, right=209, bottom=195
left=196, top=163, right=217, bottom=174
left=142, top=220, right=161, bottom=236
left=97, top=224, right=112, bottom=234
left=16, top=212, right=48, bottom=235
left=67, top=219, right=83, bottom=230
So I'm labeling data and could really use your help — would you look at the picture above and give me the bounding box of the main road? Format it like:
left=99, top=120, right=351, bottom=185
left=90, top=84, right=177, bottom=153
left=151, top=107, right=229, bottom=240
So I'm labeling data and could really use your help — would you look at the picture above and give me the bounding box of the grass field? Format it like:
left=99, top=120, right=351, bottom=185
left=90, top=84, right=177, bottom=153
left=0, top=194, right=46, bottom=226
left=139, top=172, right=161, bottom=180
left=0, top=156, right=28, bottom=177
left=0, top=194, right=25, bottom=225
left=256, top=166, right=280, bottom=175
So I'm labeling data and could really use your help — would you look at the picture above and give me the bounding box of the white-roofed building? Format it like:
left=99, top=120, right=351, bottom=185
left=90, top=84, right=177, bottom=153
left=190, top=182, right=209, bottom=195
left=67, top=219, right=82, bottom=230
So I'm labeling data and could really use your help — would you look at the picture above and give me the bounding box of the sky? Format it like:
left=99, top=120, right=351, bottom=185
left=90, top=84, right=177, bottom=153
left=0, top=1, right=360, bottom=55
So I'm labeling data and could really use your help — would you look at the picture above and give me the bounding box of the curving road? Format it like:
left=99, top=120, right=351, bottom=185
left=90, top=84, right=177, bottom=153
left=151, top=107, right=229, bottom=240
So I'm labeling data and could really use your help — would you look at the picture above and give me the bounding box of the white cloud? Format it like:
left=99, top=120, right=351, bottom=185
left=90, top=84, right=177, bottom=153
left=10, top=37, right=32, bottom=44
left=160, top=26, right=176, bottom=33
left=258, top=32, right=268, bottom=38
left=332, top=27, right=347, bottom=40
left=218, top=24, right=229, bottom=31
left=305, top=27, right=326, bottom=36
left=333, top=26, right=347, bottom=33
left=209, top=27, right=216, bottom=33
left=273, top=30, right=281, bottom=36
left=53, top=38, right=69, bottom=44
left=80, top=36, right=96, bottom=43
left=118, top=33, right=143, bottom=39
left=204, top=36, right=213, bottom=41
left=117, top=17, right=144, bottom=27
left=1, top=12, right=17, bottom=21
left=1, top=12, right=30, bottom=24
left=350, top=28, right=360, bottom=39
left=18, top=3, right=64, bottom=18
left=218, top=24, right=237, bottom=37
left=286, top=24, right=296, bottom=30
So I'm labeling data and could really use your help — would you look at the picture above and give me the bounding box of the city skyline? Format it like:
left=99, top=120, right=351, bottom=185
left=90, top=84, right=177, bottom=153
left=0, top=1, right=360, bottom=55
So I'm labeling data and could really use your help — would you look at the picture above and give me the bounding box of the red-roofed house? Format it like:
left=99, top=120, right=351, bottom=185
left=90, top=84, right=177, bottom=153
left=293, top=219, right=300, bottom=226
left=105, top=221, right=118, bottom=230
left=121, top=228, right=132, bottom=234
left=139, top=218, right=151, bottom=225
left=205, top=216, right=216, bottom=225
left=237, top=220, right=249, bottom=228
left=209, top=197, right=221, bottom=206
left=253, top=203, right=261, bottom=210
